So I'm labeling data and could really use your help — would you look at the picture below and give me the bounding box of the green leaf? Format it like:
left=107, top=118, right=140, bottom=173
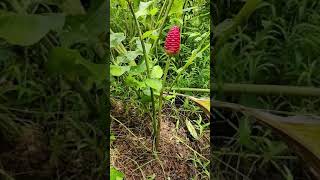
left=111, top=33, right=126, bottom=48
left=185, top=119, right=198, bottom=140
left=115, top=51, right=140, bottom=65
left=142, top=30, right=158, bottom=40
left=60, top=0, right=107, bottom=46
left=0, top=11, right=65, bottom=46
left=142, top=30, right=153, bottom=39
left=46, top=48, right=89, bottom=76
left=149, top=8, right=158, bottom=16
left=169, top=0, right=183, bottom=18
left=145, top=79, right=162, bottom=91
left=110, top=65, right=130, bottom=76
left=125, top=76, right=146, bottom=89
left=130, top=62, right=146, bottom=75
left=46, top=47, right=107, bottom=87
left=150, top=65, right=163, bottom=79
left=110, top=166, right=124, bottom=180
left=136, top=40, right=151, bottom=54
left=135, top=1, right=153, bottom=18
left=124, top=51, right=141, bottom=63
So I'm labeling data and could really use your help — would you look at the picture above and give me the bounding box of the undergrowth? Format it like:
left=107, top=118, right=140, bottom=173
left=212, top=0, right=320, bottom=179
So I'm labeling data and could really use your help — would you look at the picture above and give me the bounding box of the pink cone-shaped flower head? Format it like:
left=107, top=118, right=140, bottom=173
left=164, top=26, right=180, bottom=56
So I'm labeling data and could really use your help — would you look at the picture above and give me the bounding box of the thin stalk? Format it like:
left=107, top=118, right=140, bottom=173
left=150, top=0, right=174, bottom=55
left=167, top=84, right=320, bottom=97
left=127, top=0, right=157, bottom=150
left=157, top=0, right=168, bottom=22
left=213, top=83, right=320, bottom=97
left=156, top=56, right=172, bottom=148
left=169, top=87, right=210, bottom=93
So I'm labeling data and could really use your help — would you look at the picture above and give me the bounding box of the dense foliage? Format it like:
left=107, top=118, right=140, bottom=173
left=212, top=0, right=320, bottom=179
left=0, top=0, right=107, bottom=179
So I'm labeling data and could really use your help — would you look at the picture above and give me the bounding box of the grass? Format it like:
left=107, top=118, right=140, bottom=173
left=212, top=0, right=320, bottom=179
left=0, top=1, right=107, bottom=179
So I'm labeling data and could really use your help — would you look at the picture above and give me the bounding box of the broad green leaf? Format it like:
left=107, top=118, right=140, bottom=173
left=135, top=1, right=153, bottom=18
left=111, top=33, right=126, bottom=48
left=142, top=30, right=153, bottom=39
left=124, top=51, right=141, bottom=63
left=110, top=166, right=124, bottom=180
left=46, top=47, right=107, bottom=86
left=82, top=62, right=107, bottom=88
left=125, top=76, right=146, bottom=89
left=150, top=65, right=163, bottom=79
left=110, top=65, right=130, bottom=76
left=142, top=30, right=158, bottom=40
left=141, top=94, right=152, bottom=102
left=0, top=11, right=65, bottom=46
left=169, top=0, right=183, bottom=18
left=115, top=51, right=140, bottom=65
left=185, top=119, right=198, bottom=140
left=130, top=62, right=146, bottom=75
left=149, top=8, right=158, bottom=16
left=46, top=47, right=90, bottom=77
left=145, top=79, right=162, bottom=91
left=60, top=0, right=107, bottom=46
left=136, top=40, right=151, bottom=54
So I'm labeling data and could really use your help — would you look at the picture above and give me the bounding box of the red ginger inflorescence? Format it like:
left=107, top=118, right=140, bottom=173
left=164, top=26, right=180, bottom=56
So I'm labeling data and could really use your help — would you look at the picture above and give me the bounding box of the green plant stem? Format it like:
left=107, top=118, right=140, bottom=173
left=157, top=0, right=168, bottom=22
left=150, top=0, right=174, bottom=54
left=169, top=87, right=210, bottom=93
left=214, top=83, right=320, bottom=97
left=156, top=56, right=172, bottom=148
left=168, top=83, right=320, bottom=97
left=127, top=0, right=157, bottom=149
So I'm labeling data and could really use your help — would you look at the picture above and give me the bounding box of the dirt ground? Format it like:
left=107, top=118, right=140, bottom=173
left=111, top=102, right=210, bottom=180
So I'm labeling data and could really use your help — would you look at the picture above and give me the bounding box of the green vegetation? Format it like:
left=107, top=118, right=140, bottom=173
left=213, top=0, right=320, bottom=179
left=0, top=1, right=107, bottom=179
left=110, top=0, right=210, bottom=179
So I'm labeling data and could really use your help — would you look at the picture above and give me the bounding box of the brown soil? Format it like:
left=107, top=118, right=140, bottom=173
left=111, top=103, right=210, bottom=180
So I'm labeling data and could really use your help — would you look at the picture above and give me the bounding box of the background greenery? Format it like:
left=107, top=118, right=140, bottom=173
left=0, top=0, right=108, bottom=179
left=212, top=0, right=320, bottom=179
